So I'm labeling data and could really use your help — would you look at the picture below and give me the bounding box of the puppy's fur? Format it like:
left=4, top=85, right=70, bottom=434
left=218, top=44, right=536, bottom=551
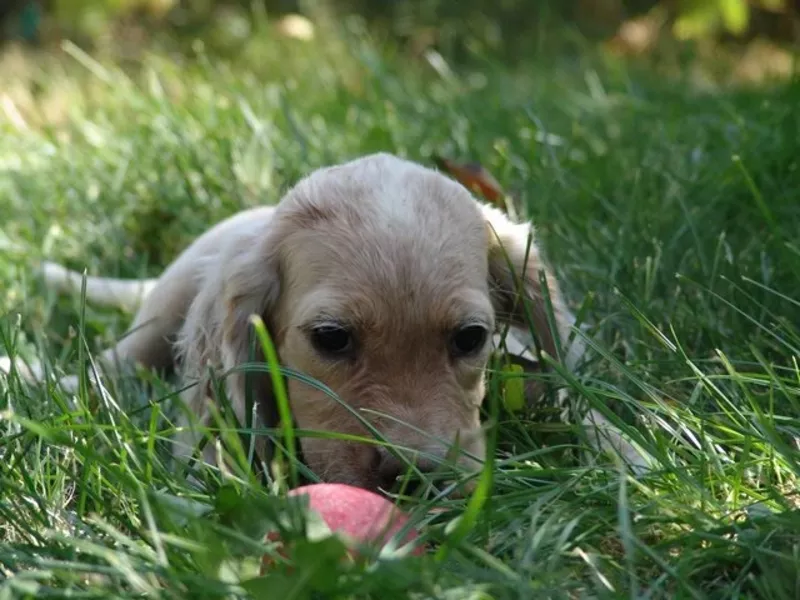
left=1, top=153, right=648, bottom=489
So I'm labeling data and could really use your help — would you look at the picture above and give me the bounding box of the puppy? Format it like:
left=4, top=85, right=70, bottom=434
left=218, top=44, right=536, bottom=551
left=1, top=153, right=648, bottom=490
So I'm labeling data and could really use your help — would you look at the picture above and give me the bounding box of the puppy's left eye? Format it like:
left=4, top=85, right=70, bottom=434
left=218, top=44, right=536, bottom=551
left=450, top=324, right=488, bottom=357
left=309, top=324, right=354, bottom=356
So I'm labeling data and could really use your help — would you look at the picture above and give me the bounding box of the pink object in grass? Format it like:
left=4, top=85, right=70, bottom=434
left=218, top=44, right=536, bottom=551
left=261, top=483, right=425, bottom=572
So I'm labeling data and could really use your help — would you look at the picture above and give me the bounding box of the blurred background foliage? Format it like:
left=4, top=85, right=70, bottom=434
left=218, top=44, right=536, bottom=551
left=0, top=0, right=797, bottom=65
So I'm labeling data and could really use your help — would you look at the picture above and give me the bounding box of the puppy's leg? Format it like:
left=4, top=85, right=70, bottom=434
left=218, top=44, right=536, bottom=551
left=75, top=206, right=279, bottom=378
left=40, top=261, right=158, bottom=313
left=1, top=263, right=164, bottom=389
left=1, top=258, right=197, bottom=392
left=3, top=206, right=278, bottom=392
left=497, top=326, right=650, bottom=473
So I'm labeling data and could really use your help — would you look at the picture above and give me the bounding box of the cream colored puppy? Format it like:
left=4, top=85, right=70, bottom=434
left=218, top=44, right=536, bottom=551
left=2, top=153, right=648, bottom=489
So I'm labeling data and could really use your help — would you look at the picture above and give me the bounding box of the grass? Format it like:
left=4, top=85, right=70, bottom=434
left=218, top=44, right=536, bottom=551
left=1, top=10, right=799, bottom=599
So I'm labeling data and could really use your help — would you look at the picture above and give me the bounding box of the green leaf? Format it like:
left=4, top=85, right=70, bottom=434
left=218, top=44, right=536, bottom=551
left=673, top=0, right=722, bottom=39
left=501, top=363, right=526, bottom=413
left=718, top=0, right=750, bottom=35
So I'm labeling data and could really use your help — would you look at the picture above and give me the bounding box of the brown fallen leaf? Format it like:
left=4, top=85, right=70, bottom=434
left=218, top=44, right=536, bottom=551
left=433, top=155, right=506, bottom=208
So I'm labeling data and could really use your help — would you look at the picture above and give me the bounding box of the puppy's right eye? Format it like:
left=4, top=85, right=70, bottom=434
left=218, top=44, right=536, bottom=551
left=309, top=324, right=353, bottom=356
left=450, top=324, right=488, bottom=357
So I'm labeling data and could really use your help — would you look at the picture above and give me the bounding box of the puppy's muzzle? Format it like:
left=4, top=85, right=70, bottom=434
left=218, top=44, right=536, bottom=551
left=370, top=439, right=482, bottom=495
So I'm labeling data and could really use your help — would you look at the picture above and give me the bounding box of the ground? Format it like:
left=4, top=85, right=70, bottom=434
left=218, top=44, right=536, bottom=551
left=0, top=10, right=799, bottom=599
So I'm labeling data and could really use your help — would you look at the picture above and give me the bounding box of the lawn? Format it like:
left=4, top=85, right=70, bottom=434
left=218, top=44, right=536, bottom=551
left=1, top=9, right=799, bottom=599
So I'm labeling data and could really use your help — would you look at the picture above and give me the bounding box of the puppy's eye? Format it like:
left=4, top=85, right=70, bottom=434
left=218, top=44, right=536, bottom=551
left=450, top=324, right=488, bottom=357
left=310, top=324, right=353, bottom=356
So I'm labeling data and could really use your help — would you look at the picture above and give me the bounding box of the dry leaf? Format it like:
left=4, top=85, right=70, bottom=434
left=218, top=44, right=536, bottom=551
left=433, top=155, right=506, bottom=208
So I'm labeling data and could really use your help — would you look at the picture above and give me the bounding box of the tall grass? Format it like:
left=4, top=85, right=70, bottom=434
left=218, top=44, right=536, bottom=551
left=1, top=15, right=798, bottom=598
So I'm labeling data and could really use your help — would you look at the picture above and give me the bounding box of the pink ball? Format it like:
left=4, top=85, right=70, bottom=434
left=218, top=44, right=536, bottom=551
left=262, top=483, right=425, bottom=571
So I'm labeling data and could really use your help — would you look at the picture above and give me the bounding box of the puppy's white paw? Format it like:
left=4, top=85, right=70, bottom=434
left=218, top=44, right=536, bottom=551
left=0, top=355, right=84, bottom=395
left=582, top=409, right=652, bottom=474
left=0, top=355, right=43, bottom=382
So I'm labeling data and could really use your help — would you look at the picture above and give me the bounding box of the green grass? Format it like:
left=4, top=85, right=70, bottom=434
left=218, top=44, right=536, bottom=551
left=1, top=13, right=799, bottom=599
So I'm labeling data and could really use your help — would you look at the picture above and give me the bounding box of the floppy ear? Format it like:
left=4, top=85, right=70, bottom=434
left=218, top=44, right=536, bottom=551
left=220, top=235, right=282, bottom=387
left=482, top=203, right=583, bottom=369
left=174, top=223, right=283, bottom=466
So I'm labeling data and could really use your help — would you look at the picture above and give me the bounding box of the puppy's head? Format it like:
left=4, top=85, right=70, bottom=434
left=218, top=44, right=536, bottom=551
left=224, top=153, right=575, bottom=491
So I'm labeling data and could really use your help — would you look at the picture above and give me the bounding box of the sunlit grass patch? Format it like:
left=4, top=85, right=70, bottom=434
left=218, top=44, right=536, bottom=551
left=1, top=13, right=799, bottom=598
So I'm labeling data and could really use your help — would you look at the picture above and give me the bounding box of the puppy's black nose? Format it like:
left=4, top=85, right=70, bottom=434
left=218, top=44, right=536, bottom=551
left=374, top=448, right=436, bottom=490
